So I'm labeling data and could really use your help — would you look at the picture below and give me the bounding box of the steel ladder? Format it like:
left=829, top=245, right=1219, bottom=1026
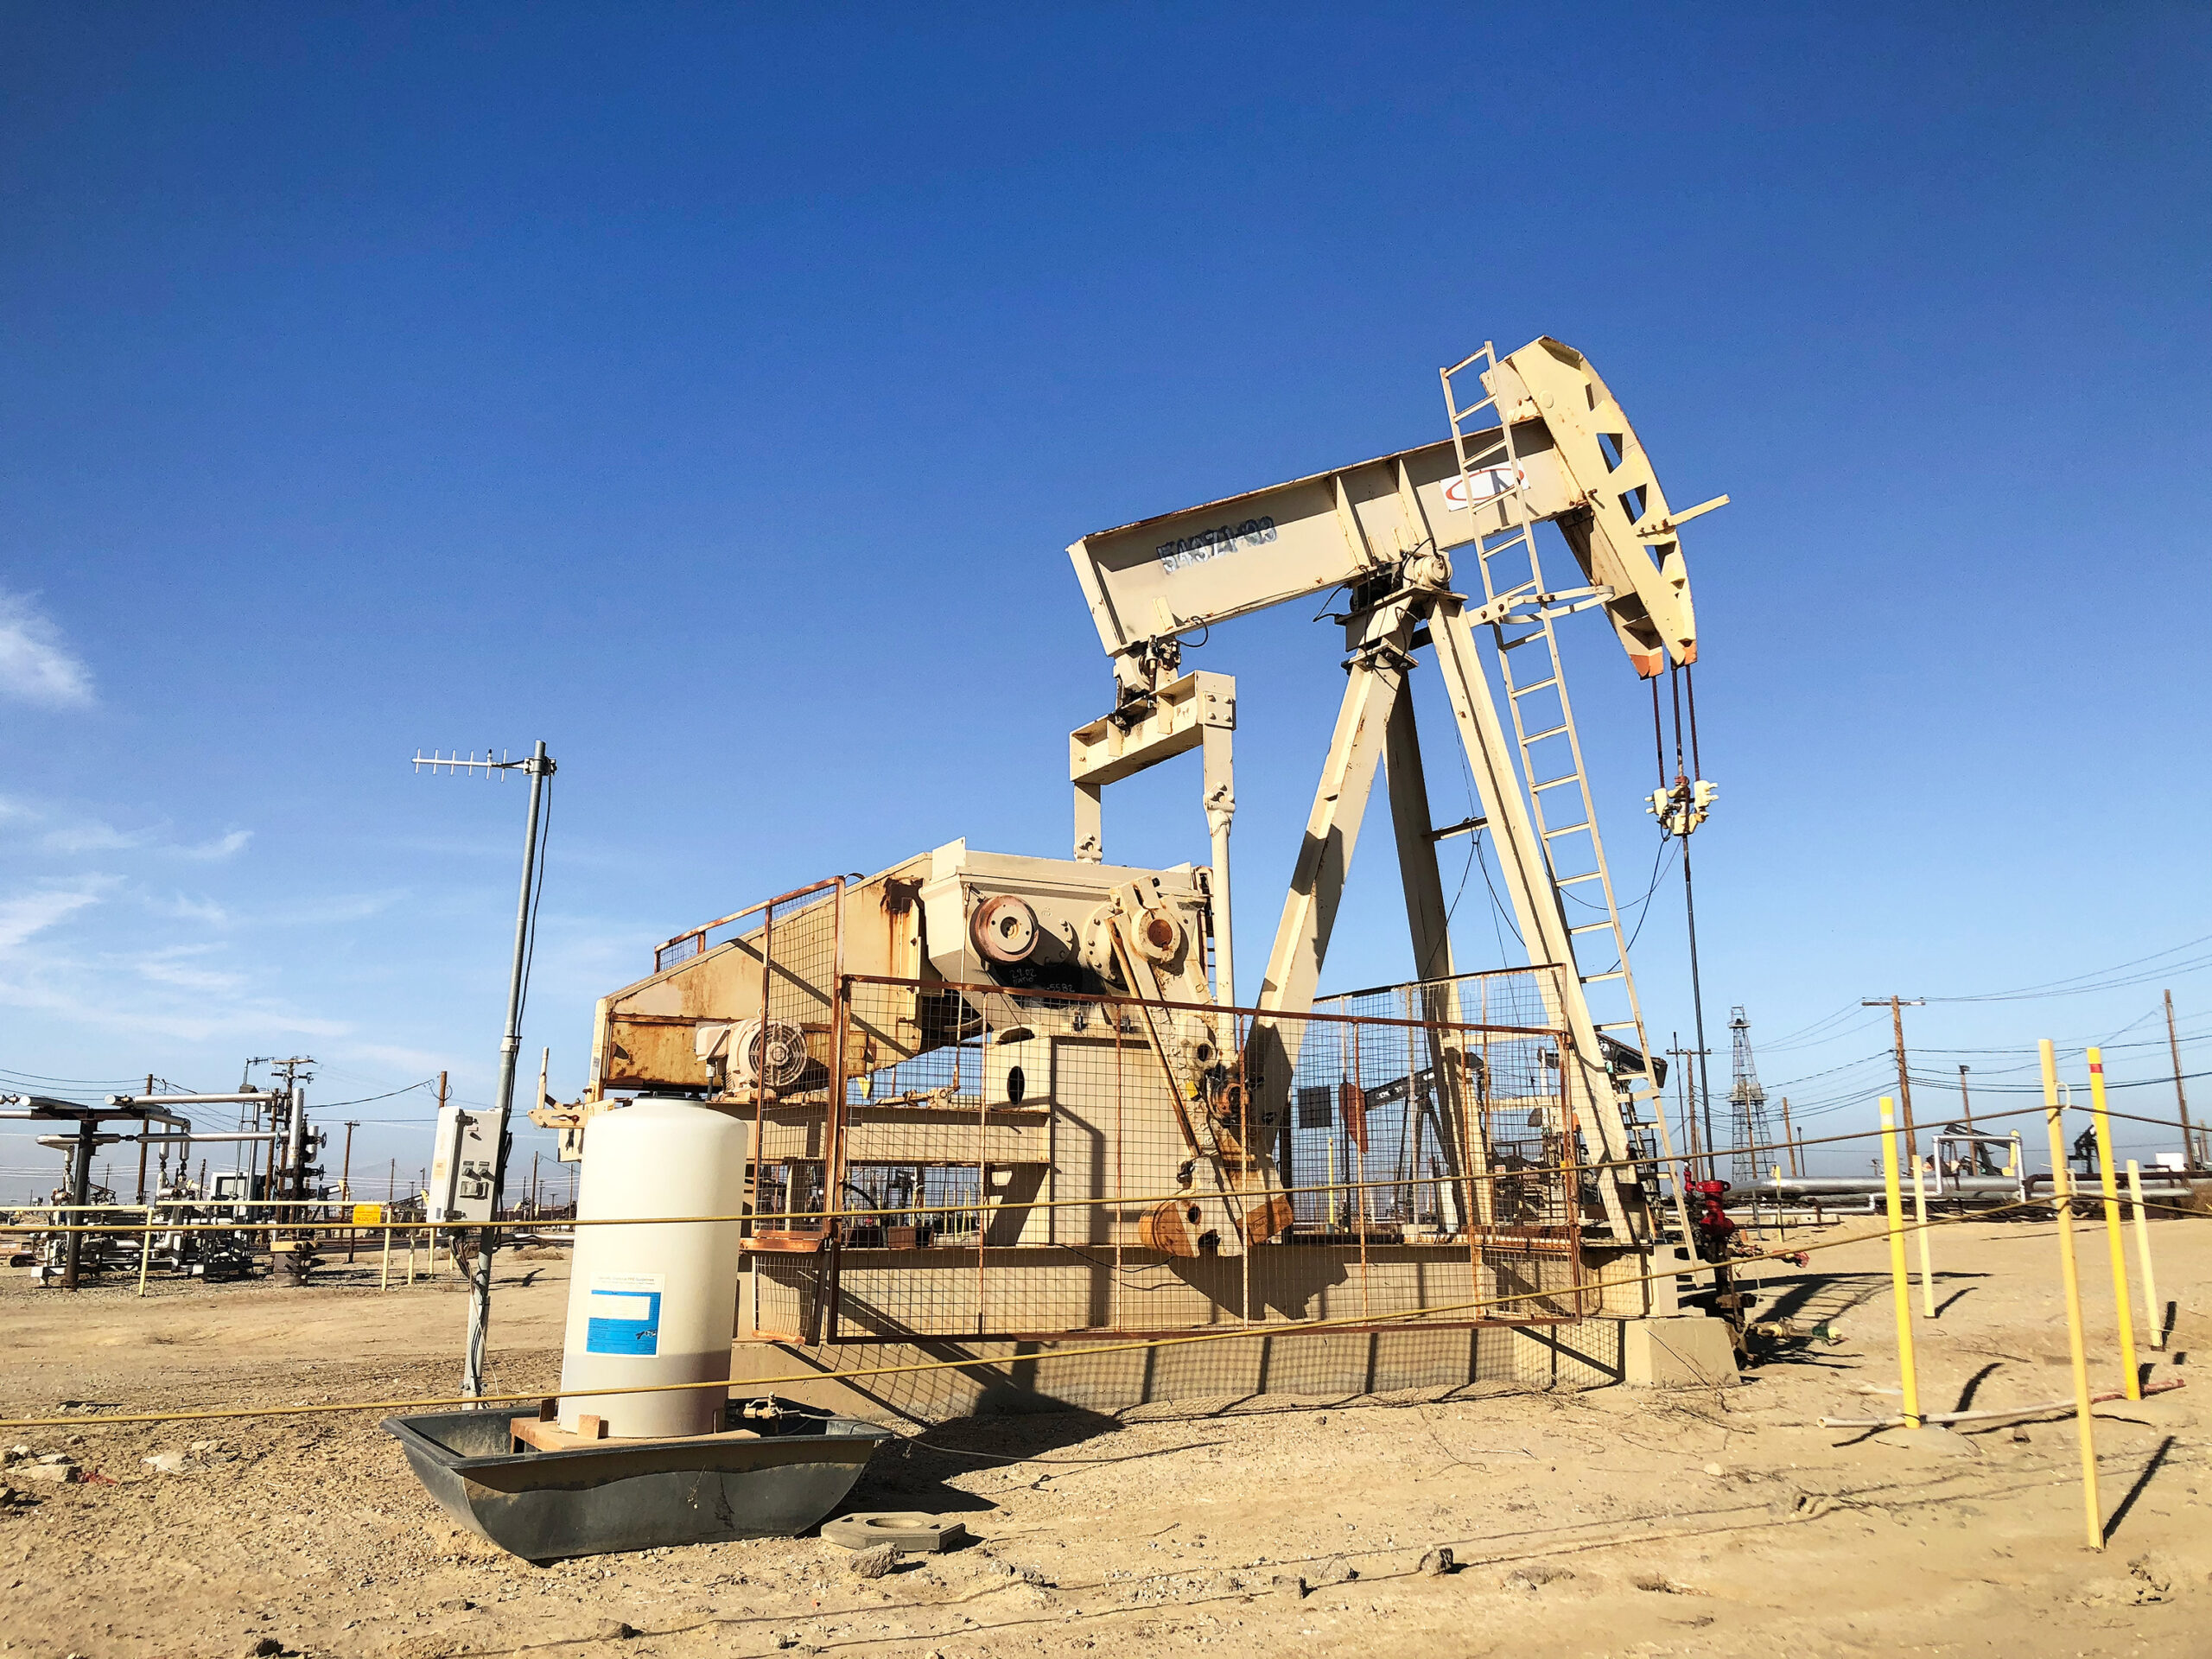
left=1438, top=343, right=1670, bottom=1204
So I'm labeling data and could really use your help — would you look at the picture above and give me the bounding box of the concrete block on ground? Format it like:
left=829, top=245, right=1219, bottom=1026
left=1622, top=1315, right=1737, bottom=1388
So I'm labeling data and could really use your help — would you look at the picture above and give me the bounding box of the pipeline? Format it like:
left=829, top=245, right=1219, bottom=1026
left=1817, top=1377, right=2184, bottom=1430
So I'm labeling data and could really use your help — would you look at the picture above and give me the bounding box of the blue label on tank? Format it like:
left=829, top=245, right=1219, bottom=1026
left=584, top=1288, right=661, bottom=1356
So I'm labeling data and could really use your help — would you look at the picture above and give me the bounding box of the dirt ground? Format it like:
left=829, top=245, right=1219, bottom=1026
left=0, top=1217, right=2203, bottom=1659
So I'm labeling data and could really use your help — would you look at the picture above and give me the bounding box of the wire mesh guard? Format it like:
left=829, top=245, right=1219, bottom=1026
left=733, top=953, right=1602, bottom=1345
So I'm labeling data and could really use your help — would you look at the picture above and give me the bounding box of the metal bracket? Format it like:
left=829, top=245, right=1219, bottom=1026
left=1465, top=585, right=1617, bottom=630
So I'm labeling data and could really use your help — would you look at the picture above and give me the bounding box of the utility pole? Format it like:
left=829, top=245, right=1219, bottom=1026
left=1779, top=1096, right=1798, bottom=1178
left=2165, top=989, right=2197, bottom=1170
left=250, top=1056, right=318, bottom=1198
left=1957, top=1065, right=1973, bottom=1131
left=1863, top=997, right=1925, bottom=1164
left=415, top=741, right=556, bottom=1401
left=1667, top=1037, right=1714, bottom=1179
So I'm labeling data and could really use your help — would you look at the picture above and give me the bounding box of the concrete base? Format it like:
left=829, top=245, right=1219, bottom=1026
left=1622, top=1315, right=1738, bottom=1389
left=728, top=1319, right=1633, bottom=1426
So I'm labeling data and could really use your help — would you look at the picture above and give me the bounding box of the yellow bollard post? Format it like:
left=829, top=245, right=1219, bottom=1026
left=1878, top=1097, right=1923, bottom=1428
left=379, top=1219, right=392, bottom=1292
left=137, top=1204, right=154, bottom=1299
left=2042, top=1039, right=2103, bottom=1550
left=407, top=1226, right=417, bottom=1287
left=1910, top=1152, right=1936, bottom=1319
left=2087, top=1050, right=2140, bottom=1398
left=2126, top=1160, right=2161, bottom=1351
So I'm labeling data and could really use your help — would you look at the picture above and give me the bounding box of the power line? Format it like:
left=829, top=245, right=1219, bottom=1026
left=1927, top=931, right=2212, bottom=1003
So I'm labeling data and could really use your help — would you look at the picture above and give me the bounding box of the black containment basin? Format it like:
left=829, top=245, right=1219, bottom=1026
left=383, top=1399, right=892, bottom=1561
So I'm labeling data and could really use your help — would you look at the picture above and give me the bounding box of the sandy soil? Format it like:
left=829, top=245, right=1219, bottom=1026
left=0, top=1217, right=2203, bottom=1659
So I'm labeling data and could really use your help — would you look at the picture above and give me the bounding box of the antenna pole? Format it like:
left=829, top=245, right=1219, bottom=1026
left=463, top=739, right=556, bottom=1400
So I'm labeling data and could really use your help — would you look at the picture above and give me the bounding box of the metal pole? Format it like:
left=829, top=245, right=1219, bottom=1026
left=341, top=1121, right=358, bottom=1262
left=1958, top=1064, right=1974, bottom=1135
left=1780, top=1096, right=1798, bottom=1178
left=463, top=740, right=553, bottom=1401
left=1681, top=840, right=1715, bottom=1179
left=1909, top=1150, right=1936, bottom=1319
left=1878, top=1097, right=1921, bottom=1428
left=61, top=1116, right=94, bottom=1290
left=2126, top=1160, right=2161, bottom=1351
left=2164, top=990, right=2196, bottom=1169
left=134, top=1079, right=150, bottom=1204
left=286, top=1079, right=308, bottom=1200
left=2041, top=1039, right=2102, bottom=1551
left=2087, top=1049, right=2140, bottom=1400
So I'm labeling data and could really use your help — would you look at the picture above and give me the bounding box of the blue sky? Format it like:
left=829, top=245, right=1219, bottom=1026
left=1, top=4, right=2206, bottom=1198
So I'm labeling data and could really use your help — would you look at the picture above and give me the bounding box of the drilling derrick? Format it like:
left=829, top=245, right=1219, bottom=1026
left=1726, top=1007, right=1774, bottom=1188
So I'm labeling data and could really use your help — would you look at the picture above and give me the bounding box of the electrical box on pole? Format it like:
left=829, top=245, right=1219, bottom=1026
left=429, top=1103, right=505, bottom=1227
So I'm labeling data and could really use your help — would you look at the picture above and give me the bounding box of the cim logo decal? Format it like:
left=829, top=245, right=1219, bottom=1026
left=1156, top=515, right=1277, bottom=574
left=1442, top=467, right=1522, bottom=511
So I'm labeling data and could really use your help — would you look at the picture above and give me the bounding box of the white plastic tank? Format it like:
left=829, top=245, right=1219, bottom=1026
left=556, top=1096, right=749, bottom=1440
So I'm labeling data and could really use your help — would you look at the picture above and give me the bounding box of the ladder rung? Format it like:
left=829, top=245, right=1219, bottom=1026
left=1531, top=775, right=1579, bottom=791
left=1570, top=920, right=1616, bottom=935
left=1523, top=723, right=1569, bottom=744
left=1555, top=871, right=1605, bottom=886
left=1596, top=1020, right=1643, bottom=1031
left=1541, top=823, right=1592, bottom=839
left=1581, top=971, right=1625, bottom=986
left=1511, top=677, right=1559, bottom=696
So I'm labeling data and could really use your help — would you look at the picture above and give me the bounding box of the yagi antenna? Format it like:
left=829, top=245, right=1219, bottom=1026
left=412, top=747, right=526, bottom=778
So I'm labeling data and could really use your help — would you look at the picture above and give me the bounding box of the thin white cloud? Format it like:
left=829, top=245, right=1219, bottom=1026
left=0, top=882, right=109, bottom=950
left=132, top=945, right=246, bottom=995
left=0, top=972, right=350, bottom=1044
left=152, top=893, right=231, bottom=925
left=265, top=890, right=407, bottom=926
left=175, top=830, right=252, bottom=861
left=339, top=1042, right=457, bottom=1078
left=24, top=813, right=249, bottom=861
left=0, top=589, right=94, bottom=709
left=41, top=819, right=153, bottom=855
